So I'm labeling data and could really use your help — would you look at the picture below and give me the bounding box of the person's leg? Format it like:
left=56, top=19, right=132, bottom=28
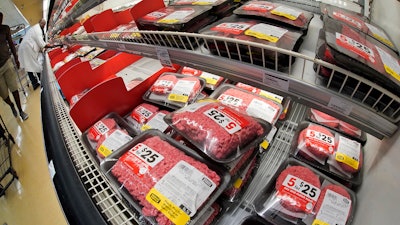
left=4, top=58, right=28, bottom=120
left=27, top=71, right=40, bottom=89
left=0, top=61, right=17, bottom=117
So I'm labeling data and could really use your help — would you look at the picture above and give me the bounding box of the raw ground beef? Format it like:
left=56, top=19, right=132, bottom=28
left=130, top=103, right=160, bottom=124
left=314, top=184, right=352, bottom=220
left=297, top=125, right=335, bottom=162
left=170, top=102, right=265, bottom=161
left=310, top=109, right=340, bottom=128
left=150, top=74, right=178, bottom=95
left=275, top=166, right=321, bottom=212
left=111, top=135, right=221, bottom=225
left=217, top=87, right=281, bottom=124
left=339, top=120, right=361, bottom=138
left=87, top=118, right=118, bottom=142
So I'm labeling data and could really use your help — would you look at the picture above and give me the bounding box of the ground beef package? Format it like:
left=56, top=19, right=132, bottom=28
left=164, top=101, right=271, bottom=163
left=97, top=21, right=139, bottom=40
left=233, top=1, right=314, bottom=32
left=143, top=72, right=206, bottom=109
left=102, top=130, right=230, bottom=225
left=210, top=84, right=283, bottom=125
left=254, top=158, right=356, bottom=225
left=307, top=108, right=367, bottom=145
left=82, top=112, right=138, bottom=162
left=199, top=15, right=304, bottom=70
left=321, top=4, right=398, bottom=53
left=290, top=122, right=363, bottom=190
left=180, top=66, right=225, bottom=90
left=125, top=102, right=172, bottom=134
left=169, top=0, right=236, bottom=18
left=321, top=16, right=400, bottom=97
left=136, top=5, right=213, bottom=32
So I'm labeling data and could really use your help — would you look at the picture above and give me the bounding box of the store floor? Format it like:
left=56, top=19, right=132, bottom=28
left=0, top=87, right=68, bottom=225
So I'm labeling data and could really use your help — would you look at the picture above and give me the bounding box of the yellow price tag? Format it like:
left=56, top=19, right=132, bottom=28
left=271, top=10, right=297, bottom=20
left=203, top=77, right=218, bottom=85
left=335, top=152, right=359, bottom=170
left=141, top=124, right=152, bottom=131
left=233, top=178, right=243, bottom=189
left=193, top=2, right=213, bottom=5
left=110, top=33, right=120, bottom=39
left=373, top=34, right=394, bottom=48
left=146, top=188, right=190, bottom=225
left=260, top=140, right=270, bottom=150
left=244, top=30, right=279, bottom=43
left=168, top=94, right=189, bottom=103
left=383, top=65, right=400, bottom=81
left=158, top=19, right=180, bottom=24
left=97, top=145, right=113, bottom=158
left=312, top=219, right=330, bottom=225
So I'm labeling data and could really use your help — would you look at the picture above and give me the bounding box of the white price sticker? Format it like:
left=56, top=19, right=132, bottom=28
left=217, top=94, right=243, bottom=107
left=132, top=143, right=164, bottom=168
left=247, top=98, right=278, bottom=123
left=204, top=108, right=243, bottom=134
left=94, top=121, right=110, bottom=135
left=314, top=190, right=351, bottom=225
left=306, top=129, right=335, bottom=146
left=136, top=106, right=154, bottom=120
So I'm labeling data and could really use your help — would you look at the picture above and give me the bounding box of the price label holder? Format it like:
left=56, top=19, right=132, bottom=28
left=156, top=47, right=175, bottom=69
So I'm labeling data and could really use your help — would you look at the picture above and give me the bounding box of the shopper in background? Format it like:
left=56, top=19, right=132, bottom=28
left=0, top=12, right=29, bottom=121
left=18, top=18, right=49, bottom=90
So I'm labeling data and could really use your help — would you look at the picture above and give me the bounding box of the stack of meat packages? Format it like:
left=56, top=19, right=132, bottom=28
left=199, top=0, right=313, bottom=70
left=315, top=5, right=400, bottom=101
left=254, top=159, right=356, bottom=225
left=291, top=121, right=364, bottom=190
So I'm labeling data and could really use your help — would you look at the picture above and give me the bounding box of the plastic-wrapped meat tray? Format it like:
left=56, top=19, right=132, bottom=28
left=82, top=112, right=138, bottom=163
left=314, top=24, right=400, bottom=120
left=289, top=121, right=364, bottom=190
left=101, top=129, right=230, bottom=225
left=306, top=108, right=367, bottom=146
left=322, top=17, right=400, bottom=96
left=98, top=21, right=139, bottom=40
left=164, top=101, right=272, bottom=163
left=254, top=158, right=357, bottom=225
left=169, top=0, right=236, bottom=18
left=209, top=84, right=283, bottom=125
left=137, top=5, right=213, bottom=31
left=143, top=72, right=206, bottom=110
left=125, top=102, right=172, bottom=135
left=233, top=1, right=314, bottom=33
left=199, top=15, right=304, bottom=71
left=321, top=4, right=398, bottom=53
left=180, top=66, right=225, bottom=90
left=137, top=5, right=215, bottom=49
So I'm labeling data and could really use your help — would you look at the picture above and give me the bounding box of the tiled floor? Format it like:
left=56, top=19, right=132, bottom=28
left=0, top=86, right=67, bottom=225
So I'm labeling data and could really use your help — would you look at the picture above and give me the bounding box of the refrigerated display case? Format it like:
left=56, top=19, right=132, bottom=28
left=42, top=0, right=400, bottom=224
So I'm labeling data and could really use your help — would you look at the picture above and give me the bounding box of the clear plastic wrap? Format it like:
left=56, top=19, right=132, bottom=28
left=322, top=16, right=400, bottom=96
left=98, top=21, right=139, bottom=40
left=82, top=112, right=137, bottom=161
left=169, top=0, right=235, bottom=17
left=143, top=72, right=206, bottom=109
left=254, top=158, right=356, bottom=225
left=210, top=84, right=283, bottom=125
left=233, top=1, right=314, bottom=32
left=101, top=130, right=230, bottom=225
left=321, top=4, right=398, bottom=53
left=307, top=108, right=367, bottom=145
left=136, top=5, right=213, bottom=31
left=199, top=15, right=304, bottom=70
left=125, top=103, right=171, bottom=134
left=290, top=122, right=363, bottom=189
left=164, top=101, right=271, bottom=163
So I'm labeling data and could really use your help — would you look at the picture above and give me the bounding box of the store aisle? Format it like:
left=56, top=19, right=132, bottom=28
left=0, top=87, right=68, bottom=225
